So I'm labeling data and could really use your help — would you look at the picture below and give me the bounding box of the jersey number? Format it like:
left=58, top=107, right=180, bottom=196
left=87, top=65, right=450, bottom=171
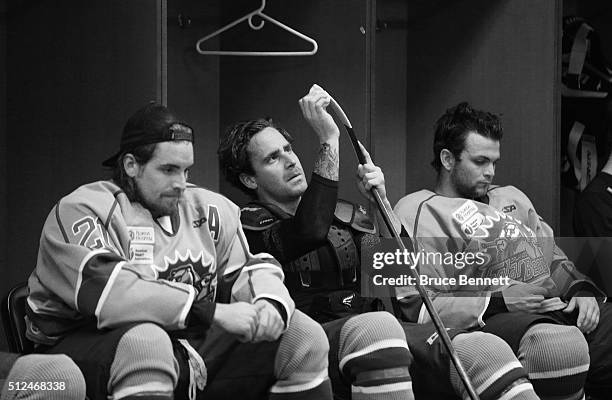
left=72, top=216, right=110, bottom=250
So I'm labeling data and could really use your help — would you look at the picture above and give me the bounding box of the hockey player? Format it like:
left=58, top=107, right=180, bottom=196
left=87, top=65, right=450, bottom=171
left=26, top=103, right=332, bottom=400
left=218, top=84, right=540, bottom=400
left=394, top=101, right=612, bottom=400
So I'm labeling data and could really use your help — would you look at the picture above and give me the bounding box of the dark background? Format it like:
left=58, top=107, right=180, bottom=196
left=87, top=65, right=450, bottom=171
left=1, top=0, right=610, bottom=351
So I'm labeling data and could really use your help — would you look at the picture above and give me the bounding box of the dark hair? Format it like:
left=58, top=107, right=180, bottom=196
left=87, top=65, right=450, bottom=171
left=218, top=118, right=293, bottom=196
left=103, top=102, right=188, bottom=167
left=107, top=102, right=190, bottom=200
left=111, top=143, right=158, bottom=201
left=431, top=102, right=503, bottom=173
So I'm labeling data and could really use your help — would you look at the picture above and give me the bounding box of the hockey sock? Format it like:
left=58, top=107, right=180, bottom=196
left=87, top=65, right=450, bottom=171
left=450, top=332, right=538, bottom=400
left=269, top=310, right=332, bottom=400
left=1, top=354, right=86, bottom=400
left=108, top=323, right=178, bottom=400
left=518, top=323, right=589, bottom=400
left=338, top=312, right=413, bottom=400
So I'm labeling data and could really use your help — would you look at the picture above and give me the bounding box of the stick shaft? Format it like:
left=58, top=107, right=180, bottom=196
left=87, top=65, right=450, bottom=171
left=330, top=98, right=480, bottom=400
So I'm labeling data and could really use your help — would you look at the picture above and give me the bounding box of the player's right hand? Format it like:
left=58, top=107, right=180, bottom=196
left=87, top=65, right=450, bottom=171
left=356, top=141, right=387, bottom=203
left=252, top=300, right=284, bottom=342
left=213, top=302, right=259, bottom=342
left=502, top=283, right=549, bottom=313
left=299, top=84, right=340, bottom=143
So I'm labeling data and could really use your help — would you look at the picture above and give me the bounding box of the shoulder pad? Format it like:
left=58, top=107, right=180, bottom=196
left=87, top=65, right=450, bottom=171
left=334, top=199, right=376, bottom=234
left=240, top=205, right=279, bottom=231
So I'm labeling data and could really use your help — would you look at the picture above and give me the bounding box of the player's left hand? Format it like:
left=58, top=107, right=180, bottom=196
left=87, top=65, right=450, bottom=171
left=252, top=300, right=285, bottom=342
left=356, top=142, right=387, bottom=202
left=563, top=295, right=600, bottom=334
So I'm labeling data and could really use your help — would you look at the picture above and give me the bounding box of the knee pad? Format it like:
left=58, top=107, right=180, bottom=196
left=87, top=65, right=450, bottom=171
left=451, top=332, right=537, bottom=400
left=2, top=354, right=86, bottom=400
left=108, top=323, right=178, bottom=400
left=271, top=310, right=332, bottom=399
left=519, top=323, right=589, bottom=399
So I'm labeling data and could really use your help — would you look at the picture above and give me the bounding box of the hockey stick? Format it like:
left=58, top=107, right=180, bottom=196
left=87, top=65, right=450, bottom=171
left=329, top=97, right=480, bottom=400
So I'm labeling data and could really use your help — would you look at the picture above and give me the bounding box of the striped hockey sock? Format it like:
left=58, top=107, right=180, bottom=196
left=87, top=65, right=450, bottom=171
left=518, top=324, right=589, bottom=400
left=450, top=332, right=538, bottom=400
left=338, top=312, right=413, bottom=400
left=270, top=310, right=333, bottom=400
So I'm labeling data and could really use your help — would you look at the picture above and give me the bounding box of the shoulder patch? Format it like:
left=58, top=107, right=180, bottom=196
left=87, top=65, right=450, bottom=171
left=240, top=205, right=279, bottom=231
left=334, top=199, right=376, bottom=234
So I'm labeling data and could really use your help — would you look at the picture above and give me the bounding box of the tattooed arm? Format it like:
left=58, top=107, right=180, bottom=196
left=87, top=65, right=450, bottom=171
left=314, top=142, right=339, bottom=181
left=299, top=84, right=340, bottom=181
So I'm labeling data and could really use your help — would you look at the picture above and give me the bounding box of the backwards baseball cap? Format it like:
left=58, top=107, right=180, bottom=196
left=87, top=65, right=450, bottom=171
left=102, top=103, right=194, bottom=167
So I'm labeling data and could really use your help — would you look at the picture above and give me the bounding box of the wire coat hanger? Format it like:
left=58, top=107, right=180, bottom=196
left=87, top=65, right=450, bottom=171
left=195, top=0, right=318, bottom=56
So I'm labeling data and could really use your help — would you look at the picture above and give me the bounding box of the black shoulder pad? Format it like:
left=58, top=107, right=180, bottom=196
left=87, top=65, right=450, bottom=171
left=334, top=199, right=376, bottom=234
left=240, top=205, right=279, bottom=231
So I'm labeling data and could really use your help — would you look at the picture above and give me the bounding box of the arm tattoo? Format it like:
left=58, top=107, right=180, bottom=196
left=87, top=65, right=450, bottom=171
left=314, top=142, right=339, bottom=181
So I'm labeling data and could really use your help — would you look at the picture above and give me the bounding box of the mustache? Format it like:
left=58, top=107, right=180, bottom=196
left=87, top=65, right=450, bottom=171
left=286, top=168, right=304, bottom=179
left=162, top=189, right=184, bottom=197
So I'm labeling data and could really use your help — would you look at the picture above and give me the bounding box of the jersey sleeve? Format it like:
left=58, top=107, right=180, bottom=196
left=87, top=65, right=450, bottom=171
left=538, top=219, right=606, bottom=300
left=29, top=190, right=196, bottom=334
left=510, top=186, right=607, bottom=300
left=215, top=199, right=295, bottom=325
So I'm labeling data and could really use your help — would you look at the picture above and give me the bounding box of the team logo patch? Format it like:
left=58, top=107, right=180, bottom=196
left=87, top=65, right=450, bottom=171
left=162, top=250, right=217, bottom=302
left=452, top=200, right=478, bottom=224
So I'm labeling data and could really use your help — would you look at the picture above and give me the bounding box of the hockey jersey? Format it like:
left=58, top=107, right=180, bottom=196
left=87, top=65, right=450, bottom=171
left=393, top=185, right=604, bottom=329
left=27, top=180, right=293, bottom=345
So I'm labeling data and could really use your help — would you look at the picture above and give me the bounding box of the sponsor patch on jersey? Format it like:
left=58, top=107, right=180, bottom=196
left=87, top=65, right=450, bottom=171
left=452, top=200, right=478, bottom=224
left=129, top=243, right=155, bottom=264
left=192, top=217, right=206, bottom=228
left=127, top=226, right=155, bottom=244
left=461, top=212, right=485, bottom=236
left=502, top=204, right=516, bottom=213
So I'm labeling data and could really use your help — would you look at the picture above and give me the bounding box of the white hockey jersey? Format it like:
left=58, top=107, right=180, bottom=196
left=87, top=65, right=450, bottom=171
left=393, top=185, right=603, bottom=330
left=27, top=180, right=293, bottom=345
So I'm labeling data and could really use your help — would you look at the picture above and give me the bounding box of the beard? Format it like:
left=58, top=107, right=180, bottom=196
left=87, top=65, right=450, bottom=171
left=450, top=172, right=489, bottom=199
left=133, top=181, right=180, bottom=218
